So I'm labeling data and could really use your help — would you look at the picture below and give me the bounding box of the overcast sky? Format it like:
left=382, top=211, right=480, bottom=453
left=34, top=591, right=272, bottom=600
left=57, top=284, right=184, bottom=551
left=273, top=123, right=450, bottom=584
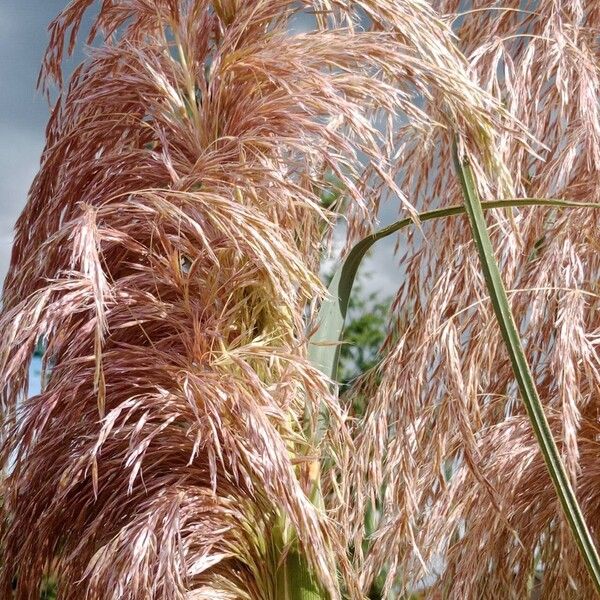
left=0, top=1, right=400, bottom=297
left=0, top=1, right=74, bottom=283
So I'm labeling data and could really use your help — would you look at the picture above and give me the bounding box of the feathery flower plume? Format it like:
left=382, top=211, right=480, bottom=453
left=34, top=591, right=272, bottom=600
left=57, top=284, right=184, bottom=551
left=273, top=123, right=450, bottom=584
left=0, top=1, right=517, bottom=598
left=347, top=1, right=600, bottom=597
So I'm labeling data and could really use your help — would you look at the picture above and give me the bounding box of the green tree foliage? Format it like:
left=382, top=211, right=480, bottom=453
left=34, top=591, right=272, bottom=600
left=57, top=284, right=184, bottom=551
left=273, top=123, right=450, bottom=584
left=337, top=276, right=389, bottom=389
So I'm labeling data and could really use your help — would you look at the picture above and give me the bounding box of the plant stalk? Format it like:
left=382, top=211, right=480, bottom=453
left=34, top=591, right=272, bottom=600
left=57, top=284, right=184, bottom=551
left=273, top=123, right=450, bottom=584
left=283, top=548, right=327, bottom=600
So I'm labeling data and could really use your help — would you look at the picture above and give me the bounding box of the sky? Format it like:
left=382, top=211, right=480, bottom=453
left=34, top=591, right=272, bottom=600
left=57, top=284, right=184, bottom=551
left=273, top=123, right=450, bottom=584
left=0, top=1, right=83, bottom=282
left=0, top=1, right=401, bottom=297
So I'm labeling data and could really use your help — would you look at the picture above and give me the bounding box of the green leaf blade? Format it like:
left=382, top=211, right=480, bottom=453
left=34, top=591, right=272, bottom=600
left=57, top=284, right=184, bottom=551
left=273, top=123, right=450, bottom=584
left=453, top=144, right=600, bottom=593
left=310, top=198, right=600, bottom=384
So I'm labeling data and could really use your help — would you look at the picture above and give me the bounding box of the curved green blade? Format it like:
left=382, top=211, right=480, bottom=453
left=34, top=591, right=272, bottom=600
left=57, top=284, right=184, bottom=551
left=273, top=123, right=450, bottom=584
left=453, top=145, right=600, bottom=593
left=309, top=197, right=600, bottom=384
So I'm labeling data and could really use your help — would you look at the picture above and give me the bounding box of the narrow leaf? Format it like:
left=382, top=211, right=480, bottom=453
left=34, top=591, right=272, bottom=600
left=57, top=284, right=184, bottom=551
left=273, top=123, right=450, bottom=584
left=309, top=198, right=600, bottom=383
left=453, top=144, right=600, bottom=593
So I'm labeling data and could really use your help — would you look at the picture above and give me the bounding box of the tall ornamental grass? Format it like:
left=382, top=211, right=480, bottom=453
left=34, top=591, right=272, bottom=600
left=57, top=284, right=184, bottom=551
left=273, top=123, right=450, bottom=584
left=1, top=1, right=599, bottom=599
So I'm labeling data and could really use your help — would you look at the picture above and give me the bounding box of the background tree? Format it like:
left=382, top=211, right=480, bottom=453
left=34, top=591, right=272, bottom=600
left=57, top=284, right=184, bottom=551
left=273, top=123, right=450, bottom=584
left=337, top=277, right=389, bottom=391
